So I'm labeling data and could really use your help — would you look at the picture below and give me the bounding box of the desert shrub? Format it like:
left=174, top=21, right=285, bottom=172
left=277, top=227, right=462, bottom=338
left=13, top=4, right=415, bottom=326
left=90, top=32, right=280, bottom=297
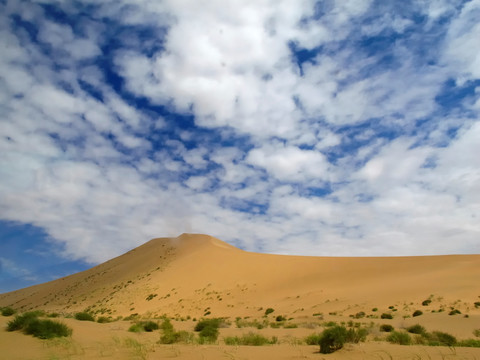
left=407, top=324, right=426, bottom=335
left=128, top=323, right=145, bottom=332
left=425, top=331, right=457, bottom=347
left=195, top=318, right=220, bottom=343
left=422, top=299, right=432, bottom=306
left=353, top=311, right=366, bottom=319
left=305, top=333, right=321, bottom=345
left=97, top=316, right=111, bottom=323
left=7, top=312, right=41, bottom=331
left=284, top=323, right=298, bottom=329
left=143, top=321, right=159, bottom=332
left=381, top=313, right=393, bottom=319
left=387, top=331, right=412, bottom=345
left=372, top=308, right=378, bottom=312
left=264, top=308, right=274, bottom=316
left=473, top=329, right=480, bottom=337
left=158, top=318, right=193, bottom=344
left=323, top=321, right=337, bottom=327
left=236, top=318, right=267, bottom=329
left=47, top=313, right=60, bottom=318
left=74, top=312, right=95, bottom=321
left=448, top=309, right=461, bottom=316
left=412, top=310, right=423, bottom=317
left=458, top=339, right=480, bottom=348
left=275, top=315, right=286, bottom=322
left=24, top=319, right=72, bottom=339
left=1, top=307, right=16, bottom=316
left=346, top=327, right=368, bottom=343
left=224, top=332, right=276, bottom=346
left=380, top=324, right=394, bottom=332
left=474, top=302, right=480, bottom=308
left=319, top=326, right=348, bottom=354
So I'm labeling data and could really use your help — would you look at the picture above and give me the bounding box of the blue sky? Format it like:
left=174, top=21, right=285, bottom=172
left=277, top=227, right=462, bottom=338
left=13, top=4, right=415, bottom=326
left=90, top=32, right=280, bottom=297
left=1, top=0, right=479, bottom=293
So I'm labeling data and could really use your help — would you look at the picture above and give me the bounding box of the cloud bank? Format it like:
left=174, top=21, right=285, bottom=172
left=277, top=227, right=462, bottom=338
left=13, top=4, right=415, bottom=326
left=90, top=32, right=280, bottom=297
left=1, top=0, right=479, bottom=272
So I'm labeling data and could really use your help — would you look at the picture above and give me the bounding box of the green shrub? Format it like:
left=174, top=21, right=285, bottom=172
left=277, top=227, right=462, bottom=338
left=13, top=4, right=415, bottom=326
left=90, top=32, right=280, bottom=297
left=143, top=321, right=159, bottom=332
left=128, top=323, right=145, bottom=332
left=275, top=315, right=286, bottom=322
left=458, top=339, right=480, bottom=348
left=412, top=310, right=423, bottom=317
left=381, top=313, right=393, bottom=319
left=387, top=331, right=412, bottom=345
left=448, top=309, right=461, bottom=316
left=74, top=312, right=95, bottom=321
left=264, top=308, right=274, bottom=316
left=474, top=302, right=480, bottom=308
left=24, top=319, right=72, bottom=339
left=319, top=326, right=348, bottom=354
left=473, top=329, right=480, bottom=337
left=305, top=333, right=321, bottom=345
left=224, top=332, right=276, bottom=346
left=407, top=324, right=426, bottom=335
left=380, top=324, right=394, bottom=332
left=353, top=311, right=366, bottom=319
left=425, top=331, right=457, bottom=347
left=1, top=307, right=16, bottom=316
left=97, top=316, right=111, bottom=323
left=7, top=312, right=41, bottom=331
left=422, top=299, right=432, bottom=306
left=372, top=308, right=378, bottom=312
left=195, top=318, right=220, bottom=343
left=346, top=327, right=368, bottom=343
left=47, top=313, right=60, bottom=318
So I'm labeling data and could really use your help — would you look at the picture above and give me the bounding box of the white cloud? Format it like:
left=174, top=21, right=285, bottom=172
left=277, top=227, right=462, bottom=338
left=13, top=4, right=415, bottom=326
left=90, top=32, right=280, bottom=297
left=0, top=0, right=479, bottom=271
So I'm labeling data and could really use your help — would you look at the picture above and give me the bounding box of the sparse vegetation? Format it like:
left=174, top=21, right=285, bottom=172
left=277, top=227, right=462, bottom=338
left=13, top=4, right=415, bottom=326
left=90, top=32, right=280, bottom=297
left=224, top=332, right=277, bottom=346
left=473, top=329, right=480, bottom=337
left=424, top=331, right=457, bottom=347
left=412, top=310, right=423, bottom=317
left=380, top=324, right=394, bottom=332
left=318, top=325, right=368, bottom=354
left=422, top=299, right=432, bottom=306
left=387, top=331, right=412, bottom=345
left=6, top=311, right=71, bottom=339
left=158, top=318, right=194, bottom=344
left=407, top=324, right=426, bottom=335
left=74, top=312, right=95, bottom=321
left=1, top=307, right=16, bottom=316
left=264, top=308, right=274, bottom=316
left=448, top=309, right=461, bottom=316
left=458, top=339, right=480, bottom=348
left=305, top=333, right=322, bottom=345
left=128, top=321, right=159, bottom=332
left=381, top=313, right=393, bottom=319
left=195, top=318, right=221, bottom=343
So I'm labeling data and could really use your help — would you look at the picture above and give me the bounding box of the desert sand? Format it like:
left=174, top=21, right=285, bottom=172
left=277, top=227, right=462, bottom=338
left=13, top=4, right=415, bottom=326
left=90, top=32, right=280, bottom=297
left=1, top=233, right=479, bottom=359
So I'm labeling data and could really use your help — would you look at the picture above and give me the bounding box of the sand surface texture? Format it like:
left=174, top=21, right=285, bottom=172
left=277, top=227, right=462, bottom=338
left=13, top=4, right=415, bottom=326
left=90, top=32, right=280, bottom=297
left=1, top=234, right=479, bottom=359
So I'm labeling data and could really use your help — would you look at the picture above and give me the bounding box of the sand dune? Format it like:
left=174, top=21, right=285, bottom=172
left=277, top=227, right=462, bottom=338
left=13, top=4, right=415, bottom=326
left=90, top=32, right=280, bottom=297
left=1, top=234, right=479, bottom=359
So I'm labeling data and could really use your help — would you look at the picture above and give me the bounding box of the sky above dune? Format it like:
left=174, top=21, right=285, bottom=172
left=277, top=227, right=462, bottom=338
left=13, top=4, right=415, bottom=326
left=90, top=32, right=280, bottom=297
left=1, top=0, right=479, bottom=292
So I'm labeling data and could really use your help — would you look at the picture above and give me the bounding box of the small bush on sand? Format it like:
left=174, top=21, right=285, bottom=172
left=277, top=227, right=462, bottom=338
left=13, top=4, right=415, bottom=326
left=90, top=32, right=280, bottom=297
left=1, top=307, right=16, bottom=316
left=407, top=324, right=426, bottom=335
left=7, top=311, right=71, bottom=339
left=381, top=313, right=393, bottom=319
left=97, top=316, right=111, bottom=323
left=387, top=331, right=412, bottom=345
left=458, top=339, right=480, bottom=348
left=380, top=324, right=394, bottom=332
left=224, top=332, right=277, bottom=346
left=24, top=319, right=72, bottom=339
left=264, top=308, right=274, bottom=316
left=448, top=309, right=461, bottom=316
left=128, top=321, right=159, bottom=332
left=74, top=312, right=95, bottom=321
left=305, top=333, right=322, bottom=345
left=7, top=312, right=41, bottom=331
left=412, top=310, right=423, bottom=317
left=195, top=318, right=221, bottom=343
left=422, top=299, right=432, bottom=306
left=425, top=331, right=457, bottom=347
left=319, top=326, right=348, bottom=354
left=346, top=327, right=368, bottom=343
left=473, top=329, right=480, bottom=337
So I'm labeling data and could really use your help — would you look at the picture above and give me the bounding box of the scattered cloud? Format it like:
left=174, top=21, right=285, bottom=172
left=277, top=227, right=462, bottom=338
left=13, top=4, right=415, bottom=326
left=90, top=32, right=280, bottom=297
left=0, top=0, right=479, bottom=290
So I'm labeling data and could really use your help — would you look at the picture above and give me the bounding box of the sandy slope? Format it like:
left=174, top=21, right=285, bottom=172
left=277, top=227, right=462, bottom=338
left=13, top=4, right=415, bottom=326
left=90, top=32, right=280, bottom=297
left=1, top=234, right=479, bottom=359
